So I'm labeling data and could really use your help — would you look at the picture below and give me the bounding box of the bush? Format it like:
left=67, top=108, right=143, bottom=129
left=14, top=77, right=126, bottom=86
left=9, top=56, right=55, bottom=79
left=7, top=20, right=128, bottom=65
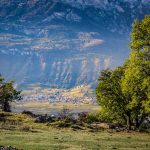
left=78, top=112, right=88, bottom=123
left=87, top=113, right=99, bottom=123
left=22, top=110, right=35, bottom=117
left=35, top=114, right=53, bottom=123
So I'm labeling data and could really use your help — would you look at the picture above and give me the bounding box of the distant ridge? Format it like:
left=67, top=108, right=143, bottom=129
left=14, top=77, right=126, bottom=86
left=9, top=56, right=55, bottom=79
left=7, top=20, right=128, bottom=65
left=0, top=0, right=149, bottom=89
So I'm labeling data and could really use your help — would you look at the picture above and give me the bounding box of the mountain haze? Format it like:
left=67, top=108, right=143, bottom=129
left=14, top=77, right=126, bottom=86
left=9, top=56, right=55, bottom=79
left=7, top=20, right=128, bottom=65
left=0, top=0, right=149, bottom=89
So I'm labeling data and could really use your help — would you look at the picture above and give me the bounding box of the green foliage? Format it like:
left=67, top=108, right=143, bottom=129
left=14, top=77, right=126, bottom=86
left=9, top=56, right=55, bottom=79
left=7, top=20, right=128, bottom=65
left=130, top=15, right=150, bottom=51
left=87, top=109, right=114, bottom=124
left=96, top=67, right=131, bottom=128
left=122, top=15, right=150, bottom=128
left=97, top=108, right=125, bottom=124
left=0, top=75, right=21, bottom=112
left=87, top=113, right=99, bottom=123
left=122, top=49, right=150, bottom=117
left=96, top=15, right=150, bottom=129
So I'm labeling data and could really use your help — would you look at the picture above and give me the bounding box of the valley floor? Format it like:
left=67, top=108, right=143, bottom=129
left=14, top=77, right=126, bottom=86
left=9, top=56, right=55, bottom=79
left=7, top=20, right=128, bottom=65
left=11, top=101, right=100, bottom=115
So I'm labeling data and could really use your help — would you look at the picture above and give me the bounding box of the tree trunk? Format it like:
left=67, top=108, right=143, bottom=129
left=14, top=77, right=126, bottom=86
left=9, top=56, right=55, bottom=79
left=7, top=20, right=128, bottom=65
left=126, top=113, right=132, bottom=130
left=3, top=101, right=11, bottom=112
left=135, top=118, right=140, bottom=129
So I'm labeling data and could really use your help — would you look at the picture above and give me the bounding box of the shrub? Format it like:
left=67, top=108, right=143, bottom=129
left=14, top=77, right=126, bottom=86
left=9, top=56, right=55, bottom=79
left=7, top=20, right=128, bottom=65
left=22, top=110, right=35, bottom=117
left=35, top=114, right=53, bottom=123
left=78, top=112, right=88, bottom=123
left=87, top=113, right=99, bottom=123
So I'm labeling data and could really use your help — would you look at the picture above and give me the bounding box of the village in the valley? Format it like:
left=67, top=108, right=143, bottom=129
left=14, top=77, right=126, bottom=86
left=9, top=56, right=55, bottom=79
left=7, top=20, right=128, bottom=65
left=21, top=85, right=96, bottom=105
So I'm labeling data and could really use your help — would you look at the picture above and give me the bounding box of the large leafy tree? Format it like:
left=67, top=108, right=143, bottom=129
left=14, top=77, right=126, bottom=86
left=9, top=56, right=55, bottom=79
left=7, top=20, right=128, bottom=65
left=96, top=67, right=133, bottom=129
left=122, top=15, right=150, bottom=128
left=0, top=75, right=21, bottom=112
left=96, top=15, right=150, bottom=129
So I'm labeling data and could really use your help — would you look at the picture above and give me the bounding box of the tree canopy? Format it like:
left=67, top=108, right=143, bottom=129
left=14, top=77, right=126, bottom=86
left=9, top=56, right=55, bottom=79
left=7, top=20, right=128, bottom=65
left=0, top=75, right=21, bottom=112
left=96, top=15, right=150, bottom=129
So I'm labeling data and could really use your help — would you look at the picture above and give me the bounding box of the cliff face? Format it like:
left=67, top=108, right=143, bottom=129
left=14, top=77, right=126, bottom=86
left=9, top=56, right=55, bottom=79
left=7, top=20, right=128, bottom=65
left=0, top=0, right=149, bottom=89
left=0, top=51, right=111, bottom=88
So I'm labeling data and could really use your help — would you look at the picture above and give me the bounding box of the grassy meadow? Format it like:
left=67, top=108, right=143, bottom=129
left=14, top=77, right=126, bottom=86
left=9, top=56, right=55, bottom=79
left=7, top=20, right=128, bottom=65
left=0, top=112, right=150, bottom=150
left=1, top=129, right=150, bottom=150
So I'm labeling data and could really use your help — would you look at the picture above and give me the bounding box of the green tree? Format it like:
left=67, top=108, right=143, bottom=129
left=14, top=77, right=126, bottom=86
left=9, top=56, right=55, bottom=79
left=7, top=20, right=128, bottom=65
left=0, top=75, right=21, bottom=112
left=96, top=67, right=133, bottom=129
left=96, top=15, right=150, bottom=129
left=122, top=15, right=150, bottom=128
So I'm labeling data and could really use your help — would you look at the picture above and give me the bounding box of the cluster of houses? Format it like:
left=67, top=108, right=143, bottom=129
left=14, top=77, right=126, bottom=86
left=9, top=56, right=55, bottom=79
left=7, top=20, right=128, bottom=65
left=22, top=90, right=96, bottom=104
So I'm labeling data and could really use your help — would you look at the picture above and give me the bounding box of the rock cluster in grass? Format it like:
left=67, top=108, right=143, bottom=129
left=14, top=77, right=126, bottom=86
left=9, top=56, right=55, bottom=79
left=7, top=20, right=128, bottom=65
left=0, top=146, right=19, bottom=150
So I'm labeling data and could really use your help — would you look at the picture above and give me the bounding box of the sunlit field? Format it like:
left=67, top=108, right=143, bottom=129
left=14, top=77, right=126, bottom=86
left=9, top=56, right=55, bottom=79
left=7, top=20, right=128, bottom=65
left=1, top=128, right=150, bottom=150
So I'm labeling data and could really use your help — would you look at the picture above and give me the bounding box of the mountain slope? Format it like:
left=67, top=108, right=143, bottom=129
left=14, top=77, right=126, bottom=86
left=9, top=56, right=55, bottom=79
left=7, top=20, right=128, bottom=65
left=0, top=0, right=149, bottom=89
